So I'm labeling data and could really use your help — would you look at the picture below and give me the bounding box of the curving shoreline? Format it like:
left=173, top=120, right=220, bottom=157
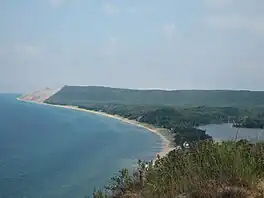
left=17, top=98, right=175, bottom=161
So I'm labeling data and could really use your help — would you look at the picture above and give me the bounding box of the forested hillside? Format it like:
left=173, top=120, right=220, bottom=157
left=45, top=86, right=264, bottom=107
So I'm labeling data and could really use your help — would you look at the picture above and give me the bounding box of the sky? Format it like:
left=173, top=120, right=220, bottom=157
left=0, top=0, right=264, bottom=93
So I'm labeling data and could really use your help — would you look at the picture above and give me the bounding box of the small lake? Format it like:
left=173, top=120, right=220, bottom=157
left=199, top=123, right=264, bottom=142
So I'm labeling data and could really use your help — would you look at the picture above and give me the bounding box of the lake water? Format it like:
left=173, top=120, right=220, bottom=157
left=199, top=123, right=264, bottom=142
left=0, top=94, right=163, bottom=198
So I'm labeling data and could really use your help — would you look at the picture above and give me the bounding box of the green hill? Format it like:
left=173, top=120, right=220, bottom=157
left=45, top=86, right=264, bottom=107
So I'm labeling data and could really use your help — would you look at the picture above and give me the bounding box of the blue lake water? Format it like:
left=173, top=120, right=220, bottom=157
left=0, top=94, right=163, bottom=198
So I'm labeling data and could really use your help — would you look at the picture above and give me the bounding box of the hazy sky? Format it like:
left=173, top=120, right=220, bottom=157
left=0, top=0, right=264, bottom=92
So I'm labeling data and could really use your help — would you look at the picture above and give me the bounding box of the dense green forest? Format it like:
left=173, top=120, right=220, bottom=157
left=46, top=86, right=264, bottom=107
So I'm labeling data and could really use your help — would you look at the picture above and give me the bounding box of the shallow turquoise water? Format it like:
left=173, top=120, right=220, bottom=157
left=0, top=94, right=163, bottom=198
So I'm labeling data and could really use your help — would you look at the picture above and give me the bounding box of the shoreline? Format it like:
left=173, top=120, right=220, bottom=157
left=17, top=98, right=175, bottom=161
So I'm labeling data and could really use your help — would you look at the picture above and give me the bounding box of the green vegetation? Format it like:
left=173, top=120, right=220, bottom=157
left=46, top=86, right=264, bottom=107
left=46, top=86, right=264, bottom=132
left=93, top=140, right=264, bottom=198
left=233, top=117, right=264, bottom=129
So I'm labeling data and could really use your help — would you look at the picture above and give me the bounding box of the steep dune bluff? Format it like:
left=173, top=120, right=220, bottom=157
left=18, top=87, right=62, bottom=103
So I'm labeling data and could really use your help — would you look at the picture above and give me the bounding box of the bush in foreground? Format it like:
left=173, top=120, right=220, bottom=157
left=93, top=140, right=264, bottom=198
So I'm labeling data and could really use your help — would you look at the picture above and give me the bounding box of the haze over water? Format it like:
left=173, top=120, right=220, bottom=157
left=0, top=94, right=163, bottom=198
left=200, top=124, right=264, bottom=142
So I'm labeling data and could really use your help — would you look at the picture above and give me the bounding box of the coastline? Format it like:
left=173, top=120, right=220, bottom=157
left=17, top=98, right=175, bottom=161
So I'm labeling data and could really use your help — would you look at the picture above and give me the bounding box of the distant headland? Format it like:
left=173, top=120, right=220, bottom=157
left=19, top=85, right=264, bottom=107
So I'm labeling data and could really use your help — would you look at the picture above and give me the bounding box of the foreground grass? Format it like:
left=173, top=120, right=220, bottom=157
left=93, top=140, right=264, bottom=198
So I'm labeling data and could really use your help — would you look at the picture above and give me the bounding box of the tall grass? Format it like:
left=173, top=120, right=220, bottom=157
left=93, top=140, right=264, bottom=198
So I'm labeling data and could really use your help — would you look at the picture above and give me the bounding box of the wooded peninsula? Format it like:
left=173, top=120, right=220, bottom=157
left=44, top=86, right=264, bottom=197
left=45, top=86, right=264, bottom=147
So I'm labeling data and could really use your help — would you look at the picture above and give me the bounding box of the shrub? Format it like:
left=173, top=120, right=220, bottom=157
left=93, top=140, right=264, bottom=198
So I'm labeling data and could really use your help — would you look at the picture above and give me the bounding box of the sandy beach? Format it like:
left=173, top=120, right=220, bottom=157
left=17, top=98, right=175, bottom=160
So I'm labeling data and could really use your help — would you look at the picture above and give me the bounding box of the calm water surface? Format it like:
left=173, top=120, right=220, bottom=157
left=200, top=123, right=264, bottom=142
left=0, top=94, right=163, bottom=198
